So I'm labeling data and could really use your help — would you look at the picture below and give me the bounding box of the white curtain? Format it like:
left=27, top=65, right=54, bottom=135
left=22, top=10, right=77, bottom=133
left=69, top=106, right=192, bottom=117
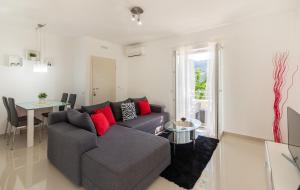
left=176, top=46, right=195, bottom=120
left=175, top=43, right=221, bottom=138
left=206, top=43, right=217, bottom=137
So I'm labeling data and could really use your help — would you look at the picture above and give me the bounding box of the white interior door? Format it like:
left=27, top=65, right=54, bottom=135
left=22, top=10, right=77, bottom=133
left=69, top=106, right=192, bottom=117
left=91, top=56, right=116, bottom=104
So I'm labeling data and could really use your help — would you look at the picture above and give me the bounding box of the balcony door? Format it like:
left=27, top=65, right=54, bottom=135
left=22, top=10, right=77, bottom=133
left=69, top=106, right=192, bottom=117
left=175, top=43, right=222, bottom=138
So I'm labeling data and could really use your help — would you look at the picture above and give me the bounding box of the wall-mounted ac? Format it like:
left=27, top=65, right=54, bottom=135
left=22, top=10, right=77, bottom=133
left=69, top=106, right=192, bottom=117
left=124, top=45, right=145, bottom=57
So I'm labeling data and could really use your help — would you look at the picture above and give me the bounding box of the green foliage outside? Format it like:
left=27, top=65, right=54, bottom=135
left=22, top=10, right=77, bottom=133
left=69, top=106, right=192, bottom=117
left=195, top=68, right=207, bottom=100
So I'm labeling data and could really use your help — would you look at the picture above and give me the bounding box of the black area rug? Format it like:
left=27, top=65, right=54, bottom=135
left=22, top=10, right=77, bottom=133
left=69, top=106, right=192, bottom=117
left=159, top=133, right=219, bottom=189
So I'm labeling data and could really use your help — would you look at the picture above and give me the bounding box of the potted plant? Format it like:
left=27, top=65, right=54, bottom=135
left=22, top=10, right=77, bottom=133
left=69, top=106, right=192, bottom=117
left=38, top=92, right=48, bottom=104
left=29, top=52, right=37, bottom=61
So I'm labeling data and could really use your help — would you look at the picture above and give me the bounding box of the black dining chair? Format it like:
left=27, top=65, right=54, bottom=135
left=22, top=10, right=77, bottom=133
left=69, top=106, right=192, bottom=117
left=42, top=93, right=68, bottom=119
left=59, top=93, right=69, bottom=111
left=2, top=97, right=11, bottom=139
left=7, top=98, right=43, bottom=150
left=67, top=94, right=77, bottom=109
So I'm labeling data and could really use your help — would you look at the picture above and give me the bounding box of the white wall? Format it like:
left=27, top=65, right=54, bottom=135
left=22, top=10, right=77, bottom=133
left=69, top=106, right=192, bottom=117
left=127, top=10, right=299, bottom=141
left=73, top=36, right=128, bottom=106
left=0, top=26, right=76, bottom=134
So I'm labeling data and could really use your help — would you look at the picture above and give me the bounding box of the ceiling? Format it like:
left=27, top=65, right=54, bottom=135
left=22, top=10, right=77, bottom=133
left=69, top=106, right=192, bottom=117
left=0, top=0, right=298, bottom=45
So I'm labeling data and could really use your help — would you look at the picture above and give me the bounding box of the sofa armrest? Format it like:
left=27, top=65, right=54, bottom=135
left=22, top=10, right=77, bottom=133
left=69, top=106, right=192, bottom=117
left=48, top=111, right=68, bottom=125
left=150, top=104, right=165, bottom=113
left=47, top=123, right=97, bottom=185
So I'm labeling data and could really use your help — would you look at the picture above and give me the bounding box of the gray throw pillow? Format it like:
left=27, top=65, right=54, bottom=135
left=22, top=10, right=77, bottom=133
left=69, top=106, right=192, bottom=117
left=110, top=99, right=131, bottom=121
left=67, top=109, right=96, bottom=134
left=121, top=102, right=137, bottom=121
left=81, top=101, right=110, bottom=114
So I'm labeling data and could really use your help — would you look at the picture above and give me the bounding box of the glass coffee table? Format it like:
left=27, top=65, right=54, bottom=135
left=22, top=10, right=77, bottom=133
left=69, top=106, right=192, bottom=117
left=164, top=118, right=201, bottom=155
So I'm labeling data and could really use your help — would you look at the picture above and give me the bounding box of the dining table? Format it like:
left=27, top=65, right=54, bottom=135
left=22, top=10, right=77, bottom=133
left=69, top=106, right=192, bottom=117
left=16, top=100, right=69, bottom=148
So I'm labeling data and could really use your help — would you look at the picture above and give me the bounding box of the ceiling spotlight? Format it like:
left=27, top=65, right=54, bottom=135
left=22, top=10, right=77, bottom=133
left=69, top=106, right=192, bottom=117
left=131, top=14, right=136, bottom=21
left=130, top=6, right=144, bottom=26
left=137, top=18, right=142, bottom=25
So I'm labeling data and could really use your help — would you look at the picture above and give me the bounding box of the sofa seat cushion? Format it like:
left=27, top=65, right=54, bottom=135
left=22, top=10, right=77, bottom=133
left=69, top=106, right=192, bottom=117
left=81, top=125, right=170, bottom=190
left=118, top=112, right=169, bottom=133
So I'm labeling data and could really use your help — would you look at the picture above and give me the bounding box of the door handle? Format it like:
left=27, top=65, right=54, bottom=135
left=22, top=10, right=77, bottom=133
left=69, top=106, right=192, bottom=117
left=92, top=88, right=98, bottom=96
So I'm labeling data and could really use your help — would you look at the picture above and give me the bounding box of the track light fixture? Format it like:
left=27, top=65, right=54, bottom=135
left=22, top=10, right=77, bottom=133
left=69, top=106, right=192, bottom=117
left=130, top=7, right=144, bottom=26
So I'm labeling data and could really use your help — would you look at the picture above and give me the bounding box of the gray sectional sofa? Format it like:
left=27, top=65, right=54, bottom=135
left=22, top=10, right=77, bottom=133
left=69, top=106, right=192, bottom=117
left=47, top=99, right=171, bottom=190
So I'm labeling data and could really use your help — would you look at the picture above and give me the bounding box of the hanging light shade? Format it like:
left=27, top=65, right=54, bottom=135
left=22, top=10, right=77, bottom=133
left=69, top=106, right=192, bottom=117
left=33, top=24, right=48, bottom=73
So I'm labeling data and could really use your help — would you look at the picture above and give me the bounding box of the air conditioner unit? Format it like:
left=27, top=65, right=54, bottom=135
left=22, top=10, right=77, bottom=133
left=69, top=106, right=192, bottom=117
left=124, top=45, right=145, bottom=57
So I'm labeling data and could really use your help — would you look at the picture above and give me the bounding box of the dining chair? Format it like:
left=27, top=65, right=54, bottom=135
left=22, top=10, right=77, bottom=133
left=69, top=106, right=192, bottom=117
left=68, top=94, right=77, bottom=109
left=42, top=93, right=68, bottom=120
left=59, top=93, right=69, bottom=111
left=2, top=97, right=11, bottom=139
left=7, top=98, right=43, bottom=150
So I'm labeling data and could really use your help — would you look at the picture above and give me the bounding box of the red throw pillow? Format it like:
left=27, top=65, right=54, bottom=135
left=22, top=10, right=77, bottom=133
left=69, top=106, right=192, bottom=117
left=138, top=100, right=151, bottom=115
left=91, top=113, right=110, bottom=136
left=94, top=106, right=116, bottom=125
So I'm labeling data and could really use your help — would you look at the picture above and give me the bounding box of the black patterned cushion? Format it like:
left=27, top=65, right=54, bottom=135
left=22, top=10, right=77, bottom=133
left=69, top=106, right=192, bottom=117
left=121, top=102, right=137, bottom=121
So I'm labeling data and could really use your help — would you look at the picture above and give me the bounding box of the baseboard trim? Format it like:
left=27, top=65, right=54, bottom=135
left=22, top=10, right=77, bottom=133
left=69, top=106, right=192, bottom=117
left=223, top=131, right=265, bottom=142
left=218, top=131, right=225, bottom=140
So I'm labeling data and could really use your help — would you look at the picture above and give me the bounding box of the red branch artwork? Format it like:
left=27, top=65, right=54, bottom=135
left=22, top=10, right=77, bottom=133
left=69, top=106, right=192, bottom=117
left=272, top=52, right=298, bottom=143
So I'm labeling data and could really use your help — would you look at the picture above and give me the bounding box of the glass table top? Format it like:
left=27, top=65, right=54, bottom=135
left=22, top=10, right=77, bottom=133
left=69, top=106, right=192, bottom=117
left=164, top=118, right=201, bottom=132
left=16, top=100, right=69, bottom=110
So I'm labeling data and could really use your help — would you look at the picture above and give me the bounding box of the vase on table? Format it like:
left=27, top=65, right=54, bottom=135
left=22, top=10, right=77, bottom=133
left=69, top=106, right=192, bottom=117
left=39, top=98, right=46, bottom=104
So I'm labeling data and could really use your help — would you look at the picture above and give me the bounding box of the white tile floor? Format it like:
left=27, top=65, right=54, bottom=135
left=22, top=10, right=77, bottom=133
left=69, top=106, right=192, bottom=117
left=0, top=132, right=267, bottom=190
